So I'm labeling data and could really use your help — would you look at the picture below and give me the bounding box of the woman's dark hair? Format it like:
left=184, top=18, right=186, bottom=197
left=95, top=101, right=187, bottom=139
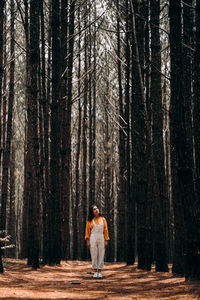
left=88, top=204, right=102, bottom=221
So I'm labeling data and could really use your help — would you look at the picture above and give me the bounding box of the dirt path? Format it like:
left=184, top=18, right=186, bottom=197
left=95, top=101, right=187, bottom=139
left=0, top=259, right=199, bottom=299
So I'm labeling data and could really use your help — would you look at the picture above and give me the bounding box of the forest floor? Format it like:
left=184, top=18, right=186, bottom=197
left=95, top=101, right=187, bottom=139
left=0, top=259, right=199, bottom=300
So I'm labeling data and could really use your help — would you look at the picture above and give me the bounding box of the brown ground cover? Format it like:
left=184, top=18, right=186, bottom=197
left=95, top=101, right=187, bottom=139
left=0, top=259, right=199, bottom=299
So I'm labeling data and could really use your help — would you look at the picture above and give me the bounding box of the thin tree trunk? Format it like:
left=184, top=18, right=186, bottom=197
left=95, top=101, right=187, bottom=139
left=21, top=0, right=30, bottom=259
left=73, top=4, right=81, bottom=260
left=0, top=1, right=5, bottom=266
left=192, top=0, right=200, bottom=279
left=49, top=0, right=61, bottom=265
left=92, top=2, right=97, bottom=213
left=82, top=0, right=88, bottom=260
left=0, top=0, right=5, bottom=166
left=103, top=54, right=112, bottom=262
left=27, top=0, right=40, bottom=269
left=8, top=142, right=16, bottom=258
left=183, top=0, right=194, bottom=173
left=61, top=0, right=75, bottom=260
left=0, top=0, right=4, bottom=101
left=144, top=0, right=153, bottom=271
left=40, top=0, right=49, bottom=264
left=38, top=0, right=46, bottom=261
left=92, top=91, right=96, bottom=200
left=193, top=1, right=200, bottom=221
left=60, top=0, right=69, bottom=261
left=88, top=5, right=93, bottom=209
left=0, top=0, right=15, bottom=231
left=116, top=0, right=126, bottom=262
left=150, top=0, right=169, bottom=272
left=124, top=0, right=133, bottom=265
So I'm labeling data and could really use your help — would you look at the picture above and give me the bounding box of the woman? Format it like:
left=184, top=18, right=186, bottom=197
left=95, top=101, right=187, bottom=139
left=85, top=205, right=109, bottom=278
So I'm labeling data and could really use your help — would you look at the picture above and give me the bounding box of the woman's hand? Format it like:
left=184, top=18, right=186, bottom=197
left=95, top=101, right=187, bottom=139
left=105, top=240, right=108, bottom=249
left=86, top=239, right=90, bottom=249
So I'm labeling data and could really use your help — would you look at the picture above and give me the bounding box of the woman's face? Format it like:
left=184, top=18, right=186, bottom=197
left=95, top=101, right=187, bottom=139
left=93, top=206, right=99, bottom=217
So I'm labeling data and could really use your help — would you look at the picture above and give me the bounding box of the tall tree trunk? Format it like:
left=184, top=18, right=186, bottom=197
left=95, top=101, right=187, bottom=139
left=103, top=54, right=112, bottom=262
left=48, top=0, right=61, bottom=265
left=60, top=0, right=75, bottom=260
left=82, top=0, right=88, bottom=260
left=0, top=0, right=4, bottom=98
left=116, top=0, right=126, bottom=262
left=183, top=0, right=194, bottom=173
left=192, top=0, right=200, bottom=279
left=0, top=1, right=5, bottom=268
left=131, top=0, right=147, bottom=269
left=169, top=0, right=200, bottom=280
left=60, top=0, right=69, bottom=261
left=171, top=0, right=194, bottom=276
left=73, top=4, right=81, bottom=260
left=40, top=0, right=49, bottom=264
left=88, top=7, right=93, bottom=209
left=0, top=0, right=5, bottom=165
left=92, top=2, right=97, bottom=214
left=0, top=0, right=15, bottom=231
left=27, top=0, right=40, bottom=269
left=21, top=0, right=30, bottom=259
left=42, top=0, right=51, bottom=263
left=169, top=0, right=186, bottom=276
left=1, top=6, right=7, bottom=173
left=144, top=0, right=153, bottom=271
left=38, top=0, right=46, bottom=261
left=150, top=0, right=169, bottom=272
left=124, top=0, right=133, bottom=265
left=193, top=1, right=200, bottom=220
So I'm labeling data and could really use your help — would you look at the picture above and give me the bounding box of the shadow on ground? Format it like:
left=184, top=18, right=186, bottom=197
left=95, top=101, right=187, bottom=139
left=0, top=259, right=199, bottom=299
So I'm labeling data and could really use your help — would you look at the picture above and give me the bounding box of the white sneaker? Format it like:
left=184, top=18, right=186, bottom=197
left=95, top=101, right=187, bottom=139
left=98, top=272, right=103, bottom=278
left=93, top=272, right=99, bottom=278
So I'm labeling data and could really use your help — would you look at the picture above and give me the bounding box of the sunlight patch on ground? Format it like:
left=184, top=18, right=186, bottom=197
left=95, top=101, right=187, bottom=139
left=0, top=260, right=199, bottom=299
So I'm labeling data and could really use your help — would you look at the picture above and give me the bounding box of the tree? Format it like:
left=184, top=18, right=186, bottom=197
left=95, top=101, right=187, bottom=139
left=130, top=0, right=147, bottom=269
left=82, top=0, right=89, bottom=260
left=0, top=0, right=15, bottom=232
left=169, top=0, right=200, bottom=280
left=0, top=1, right=5, bottom=165
left=27, top=0, right=40, bottom=269
left=21, top=0, right=30, bottom=260
left=73, top=4, right=82, bottom=260
left=48, top=0, right=61, bottom=265
left=150, top=0, right=169, bottom=272
left=116, top=0, right=127, bottom=262
left=61, top=0, right=76, bottom=260
left=40, top=0, right=49, bottom=264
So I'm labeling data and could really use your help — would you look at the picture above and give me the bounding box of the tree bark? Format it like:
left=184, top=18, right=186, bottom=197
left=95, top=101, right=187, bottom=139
left=8, top=142, right=16, bottom=258
left=48, top=0, right=61, bottom=265
left=116, top=0, right=126, bottom=262
left=169, top=0, right=200, bottom=280
left=150, top=0, right=169, bottom=272
left=40, top=0, right=49, bottom=264
left=61, top=0, right=75, bottom=260
left=21, top=0, right=30, bottom=260
left=73, top=4, right=81, bottom=260
left=130, top=0, right=147, bottom=269
left=60, top=0, right=69, bottom=261
left=0, top=0, right=5, bottom=165
left=82, top=0, right=88, bottom=260
left=0, top=0, right=15, bottom=231
left=27, top=0, right=40, bottom=269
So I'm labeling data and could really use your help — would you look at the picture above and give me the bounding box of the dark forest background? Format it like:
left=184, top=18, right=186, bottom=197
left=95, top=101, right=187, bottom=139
left=0, top=0, right=199, bottom=281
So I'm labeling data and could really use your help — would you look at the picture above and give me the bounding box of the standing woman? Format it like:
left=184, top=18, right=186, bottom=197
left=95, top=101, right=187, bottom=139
left=85, top=205, right=109, bottom=278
